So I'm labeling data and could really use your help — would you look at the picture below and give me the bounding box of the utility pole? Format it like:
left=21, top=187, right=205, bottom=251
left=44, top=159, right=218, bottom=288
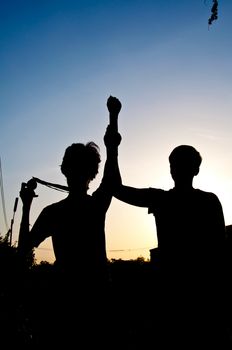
left=9, top=197, right=18, bottom=246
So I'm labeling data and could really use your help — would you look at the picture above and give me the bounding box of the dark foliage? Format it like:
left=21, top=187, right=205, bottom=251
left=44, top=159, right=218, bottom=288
left=1, top=238, right=232, bottom=348
left=208, top=0, right=218, bottom=26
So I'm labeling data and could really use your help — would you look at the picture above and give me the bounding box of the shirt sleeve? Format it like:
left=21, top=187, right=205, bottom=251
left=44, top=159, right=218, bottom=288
left=147, top=188, right=165, bottom=214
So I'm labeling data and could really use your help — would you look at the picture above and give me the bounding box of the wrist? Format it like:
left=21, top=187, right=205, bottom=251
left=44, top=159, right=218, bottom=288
left=107, top=147, right=118, bottom=156
left=23, top=203, right=32, bottom=211
left=109, top=112, right=119, bottom=118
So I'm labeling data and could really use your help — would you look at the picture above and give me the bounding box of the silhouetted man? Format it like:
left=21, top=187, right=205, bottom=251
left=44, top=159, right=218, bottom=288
left=17, top=96, right=122, bottom=348
left=114, top=144, right=228, bottom=348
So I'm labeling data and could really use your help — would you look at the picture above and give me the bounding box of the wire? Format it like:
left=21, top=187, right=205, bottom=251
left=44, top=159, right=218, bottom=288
left=108, top=247, right=153, bottom=252
left=36, top=246, right=154, bottom=252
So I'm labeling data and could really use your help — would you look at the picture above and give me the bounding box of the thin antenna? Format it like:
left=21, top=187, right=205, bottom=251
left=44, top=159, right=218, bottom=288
left=0, top=156, right=9, bottom=232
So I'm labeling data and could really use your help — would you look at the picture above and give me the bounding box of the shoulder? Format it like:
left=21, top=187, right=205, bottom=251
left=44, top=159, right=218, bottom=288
left=149, top=187, right=169, bottom=200
left=195, top=188, right=220, bottom=200
left=195, top=189, right=222, bottom=207
left=40, top=199, right=67, bottom=214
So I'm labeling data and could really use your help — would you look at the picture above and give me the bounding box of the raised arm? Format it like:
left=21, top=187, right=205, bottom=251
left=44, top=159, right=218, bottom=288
left=102, top=96, right=122, bottom=189
left=105, top=96, right=151, bottom=207
left=17, top=178, right=38, bottom=255
left=96, top=95, right=152, bottom=209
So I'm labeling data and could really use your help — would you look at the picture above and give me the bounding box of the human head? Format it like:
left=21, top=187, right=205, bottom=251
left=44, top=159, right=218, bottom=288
left=169, top=145, right=202, bottom=184
left=61, top=142, right=101, bottom=188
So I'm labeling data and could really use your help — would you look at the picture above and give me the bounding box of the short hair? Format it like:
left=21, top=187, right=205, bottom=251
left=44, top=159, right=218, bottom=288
left=61, top=142, right=101, bottom=181
left=169, top=145, right=202, bottom=169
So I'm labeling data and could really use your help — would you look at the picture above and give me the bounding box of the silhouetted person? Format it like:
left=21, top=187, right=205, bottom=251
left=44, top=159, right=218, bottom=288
left=17, top=96, right=122, bottom=348
left=114, top=144, right=229, bottom=348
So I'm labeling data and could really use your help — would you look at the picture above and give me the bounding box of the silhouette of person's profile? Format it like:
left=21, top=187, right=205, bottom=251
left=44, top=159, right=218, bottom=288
left=17, top=96, right=122, bottom=347
left=114, top=144, right=228, bottom=348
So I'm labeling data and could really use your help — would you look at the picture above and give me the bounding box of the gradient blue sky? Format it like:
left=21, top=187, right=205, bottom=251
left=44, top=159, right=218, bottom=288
left=1, top=0, right=232, bottom=263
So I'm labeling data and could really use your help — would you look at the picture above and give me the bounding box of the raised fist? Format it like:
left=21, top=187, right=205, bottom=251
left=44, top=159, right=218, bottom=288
left=107, top=96, right=122, bottom=115
left=20, top=178, right=38, bottom=206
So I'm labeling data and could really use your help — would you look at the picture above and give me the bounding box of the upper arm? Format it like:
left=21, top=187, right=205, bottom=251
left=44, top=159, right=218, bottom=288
left=29, top=207, right=51, bottom=248
left=208, top=194, right=226, bottom=247
left=211, top=194, right=225, bottom=227
left=114, top=186, right=152, bottom=207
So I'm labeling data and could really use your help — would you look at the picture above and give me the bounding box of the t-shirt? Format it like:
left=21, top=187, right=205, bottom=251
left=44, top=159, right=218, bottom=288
left=145, top=187, right=225, bottom=280
left=28, top=181, right=112, bottom=282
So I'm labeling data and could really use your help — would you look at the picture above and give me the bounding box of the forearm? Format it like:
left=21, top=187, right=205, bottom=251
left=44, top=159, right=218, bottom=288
left=103, top=147, right=122, bottom=188
left=109, top=111, right=118, bottom=132
left=114, top=185, right=150, bottom=207
left=104, top=95, right=122, bottom=188
left=18, top=204, right=32, bottom=255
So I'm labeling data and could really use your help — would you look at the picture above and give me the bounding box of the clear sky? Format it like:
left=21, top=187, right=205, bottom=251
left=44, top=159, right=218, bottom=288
left=1, top=0, right=232, bottom=263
